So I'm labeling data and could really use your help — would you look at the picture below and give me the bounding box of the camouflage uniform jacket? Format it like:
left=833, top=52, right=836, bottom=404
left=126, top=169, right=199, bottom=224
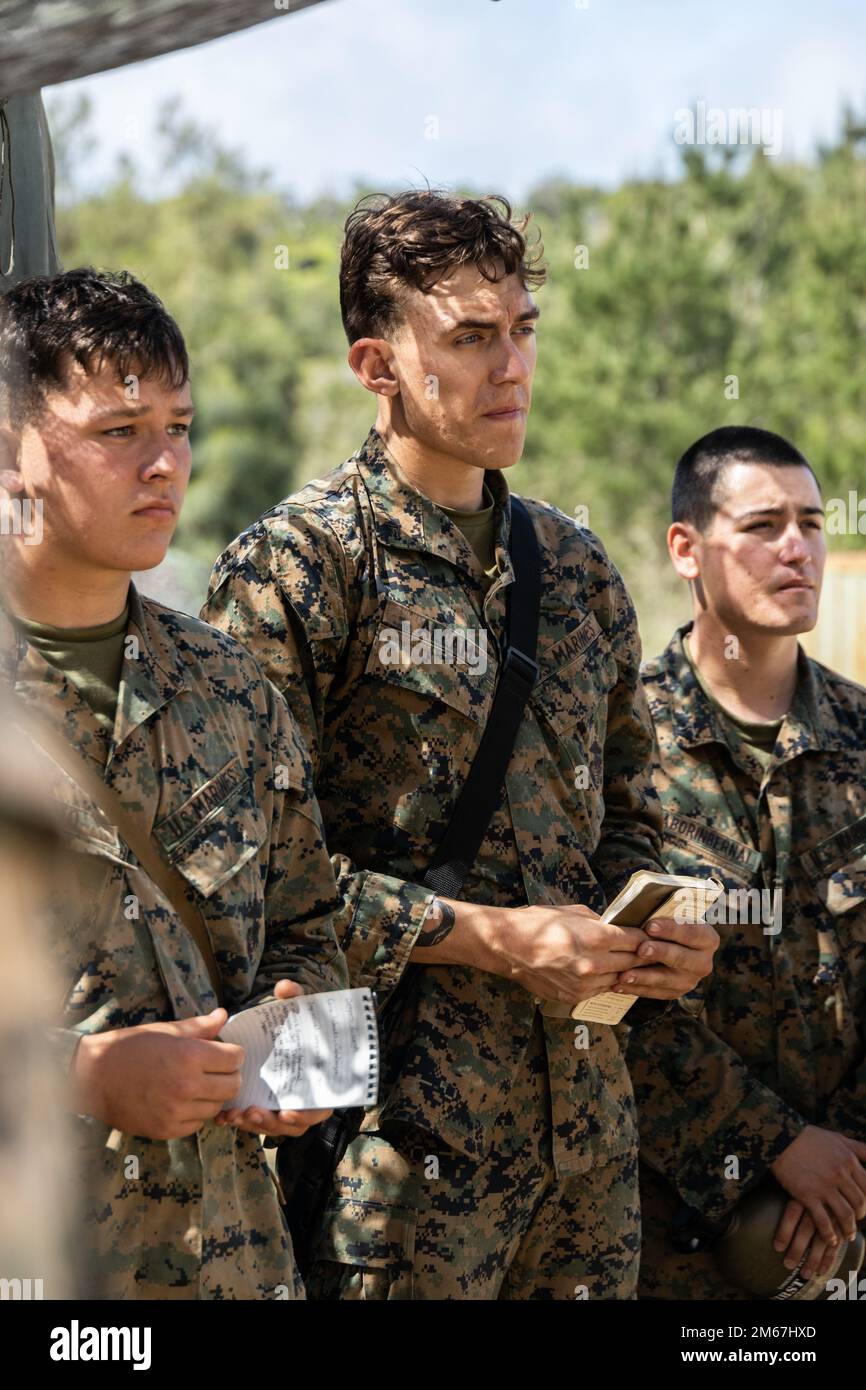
left=204, top=426, right=664, bottom=1178
left=1, top=585, right=348, bottom=1299
left=628, top=623, right=866, bottom=1225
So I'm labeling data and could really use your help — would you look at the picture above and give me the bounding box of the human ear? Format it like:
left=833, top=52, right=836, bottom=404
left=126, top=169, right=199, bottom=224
left=0, top=423, right=24, bottom=498
left=667, top=521, right=701, bottom=582
left=347, top=339, right=400, bottom=397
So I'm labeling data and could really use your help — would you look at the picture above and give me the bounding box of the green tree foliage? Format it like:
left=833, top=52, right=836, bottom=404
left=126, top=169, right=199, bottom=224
left=47, top=98, right=866, bottom=649
left=49, top=97, right=309, bottom=564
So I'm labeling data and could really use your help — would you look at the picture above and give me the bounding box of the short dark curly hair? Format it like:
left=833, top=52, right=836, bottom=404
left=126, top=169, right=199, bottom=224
left=339, top=188, right=546, bottom=344
left=0, top=266, right=188, bottom=428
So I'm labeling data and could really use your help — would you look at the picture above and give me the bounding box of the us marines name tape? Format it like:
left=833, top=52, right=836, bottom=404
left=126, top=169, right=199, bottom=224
left=156, top=757, right=247, bottom=852
left=545, top=612, right=602, bottom=670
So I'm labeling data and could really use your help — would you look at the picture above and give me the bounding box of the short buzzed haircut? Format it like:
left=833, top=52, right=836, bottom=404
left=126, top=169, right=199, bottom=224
left=339, top=188, right=546, bottom=345
left=672, top=425, right=819, bottom=531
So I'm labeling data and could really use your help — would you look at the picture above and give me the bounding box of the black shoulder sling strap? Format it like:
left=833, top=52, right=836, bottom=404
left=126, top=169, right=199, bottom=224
left=281, top=494, right=541, bottom=1274
left=422, top=494, right=541, bottom=899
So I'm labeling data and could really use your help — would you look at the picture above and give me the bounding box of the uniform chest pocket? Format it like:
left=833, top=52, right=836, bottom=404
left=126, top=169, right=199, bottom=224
left=360, top=599, right=496, bottom=835
left=364, top=597, right=495, bottom=723
left=153, top=756, right=268, bottom=899
left=659, top=811, right=773, bottom=952
left=823, top=855, right=866, bottom=925
left=803, top=817, right=866, bottom=929
left=530, top=614, right=618, bottom=787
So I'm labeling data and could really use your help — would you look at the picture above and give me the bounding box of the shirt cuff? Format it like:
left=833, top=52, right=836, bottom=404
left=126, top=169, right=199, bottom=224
left=674, top=1092, right=806, bottom=1222
left=48, top=1026, right=85, bottom=1075
left=340, top=870, right=435, bottom=1001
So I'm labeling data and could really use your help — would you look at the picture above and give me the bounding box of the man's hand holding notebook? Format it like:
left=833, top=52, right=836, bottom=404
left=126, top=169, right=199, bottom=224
left=541, top=871, right=724, bottom=1024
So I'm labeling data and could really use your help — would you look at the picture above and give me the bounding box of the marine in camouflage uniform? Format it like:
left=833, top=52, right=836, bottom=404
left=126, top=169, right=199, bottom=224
left=204, top=424, right=668, bottom=1299
left=628, top=622, right=866, bottom=1298
left=0, top=585, right=348, bottom=1299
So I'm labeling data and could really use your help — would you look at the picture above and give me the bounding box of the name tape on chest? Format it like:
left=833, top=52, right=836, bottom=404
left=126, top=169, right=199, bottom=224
left=664, top=811, right=762, bottom=874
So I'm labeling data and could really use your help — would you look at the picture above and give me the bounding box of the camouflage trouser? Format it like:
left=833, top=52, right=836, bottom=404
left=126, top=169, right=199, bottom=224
left=304, top=1124, right=640, bottom=1300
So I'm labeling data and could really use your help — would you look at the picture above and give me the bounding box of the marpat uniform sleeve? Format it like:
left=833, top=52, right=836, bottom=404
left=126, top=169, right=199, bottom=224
left=246, top=671, right=349, bottom=1003
left=626, top=1007, right=806, bottom=1221
left=204, top=515, right=434, bottom=1004
left=820, top=1057, right=866, bottom=1143
left=591, top=558, right=665, bottom=899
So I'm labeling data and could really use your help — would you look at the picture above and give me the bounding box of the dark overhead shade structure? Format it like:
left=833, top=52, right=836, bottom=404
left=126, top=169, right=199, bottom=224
left=0, top=0, right=336, bottom=288
left=0, top=0, right=334, bottom=96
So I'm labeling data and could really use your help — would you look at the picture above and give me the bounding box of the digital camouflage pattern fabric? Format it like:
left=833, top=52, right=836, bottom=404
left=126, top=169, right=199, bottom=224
left=629, top=623, right=866, bottom=1298
left=304, top=1015, right=641, bottom=1300
left=204, top=425, right=665, bottom=1296
left=1, top=584, right=348, bottom=1299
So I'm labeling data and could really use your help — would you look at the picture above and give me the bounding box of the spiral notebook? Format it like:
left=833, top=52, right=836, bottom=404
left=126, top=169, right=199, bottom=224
left=220, top=986, right=379, bottom=1111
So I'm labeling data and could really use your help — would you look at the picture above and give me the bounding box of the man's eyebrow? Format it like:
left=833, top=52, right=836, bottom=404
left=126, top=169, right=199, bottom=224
left=89, top=402, right=195, bottom=424
left=736, top=504, right=824, bottom=519
left=446, top=305, right=541, bottom=332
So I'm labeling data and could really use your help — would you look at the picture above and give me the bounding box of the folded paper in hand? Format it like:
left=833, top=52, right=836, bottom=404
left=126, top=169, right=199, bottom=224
left=221, top=986, right=380, bottom=1111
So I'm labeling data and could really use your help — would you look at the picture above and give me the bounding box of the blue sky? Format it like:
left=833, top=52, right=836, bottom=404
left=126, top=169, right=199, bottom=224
left=49, top=0, right=866, bottom=201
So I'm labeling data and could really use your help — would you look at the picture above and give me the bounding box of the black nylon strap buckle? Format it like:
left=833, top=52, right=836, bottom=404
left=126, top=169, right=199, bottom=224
left=499, top=643, right=539, bottom=693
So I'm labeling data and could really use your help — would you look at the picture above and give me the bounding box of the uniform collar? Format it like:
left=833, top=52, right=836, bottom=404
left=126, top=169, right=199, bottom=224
left=653, top=623, right=733, bottom=754
left=786, top=653, right=857, bottom=758
left=354, top=426, right=515, bottom=585
left=2, top=583, right=187, bottom=765
left=113, top=584, right=187, bottom=751
left=656, top=622, right=852, bottom=761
